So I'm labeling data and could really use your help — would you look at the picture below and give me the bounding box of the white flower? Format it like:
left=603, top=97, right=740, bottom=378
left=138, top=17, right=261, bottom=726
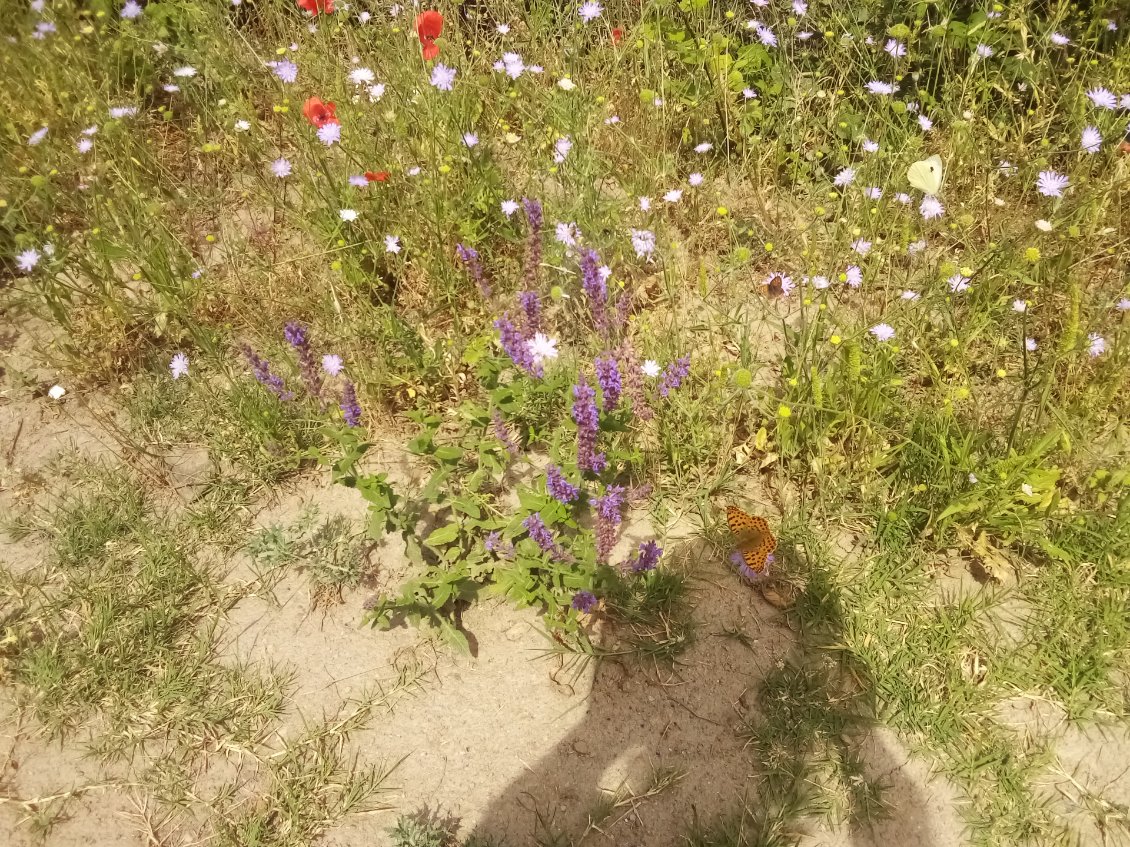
left=271, top=157, right=291, bottom=178
left=527, top=332, right=559, bottom=365
left=555, top=222, right=578, bottom=247
left=901, top=290, right=920, bottom=301
left=1026, top=337, right=1037, bottom=351
left=919, top=195, right=945, bottom=220
left=641, top=360, right=661, bottom=378
left=1012, top=299, right=1027, bottom=312
left=578, top=1, right=602, bottom=23
left=496, top=23, right=510, bottom=34
left=629, top=228, right=656, bottom=259
left=638, top=196, right=651, bottom=211
left=27, top=127, right=48, bottom=146
left=322, top=354, right=344, bottom=376
left=501, top=200, right=519, bottom=217
left=553, top=136, right=572, bottom=163
left=948, top=274, right=970, bottom=293
left=862, top=138, right=879, bottom=153
left=895, top=192, right=912, bottom=205
left=694, top=142, right=713, bottom=153
left=1088, top=333, right=1106, bottom=357
left=317, top=123, right=341, bottom=146
left=1086, top=87, right=1117, bottom=109
left=833, top=167, right=856, bottom=186
left=1034, top=219, right=1053, bottom=232
left=870, top=323, right=896, bottom=342
left=557, top=77, right=576, bottom=91
left=384, top=235, right=401, bottom=253
left=742, top=88, right=758, bottom=100
left=1081, top=125, right=1102, bottom=153
left=907, top=240, right=926, bottom=254
left=339, top=208, right=359, bottom=222
left=851, top=238, right=872, bottom=255
left=688, top=172, right=704, bottom=187
left=864, top=186, right=882, bottom=200
left=48, top=385, right=66, bottom=400
left=368, top=83, right=386, bottom=102
left=1049, top=32, right=1070, bottom=46
left=811, top=275, right=830, bottom=289
left=1021, top=483, right=1035, bottom=496
left=917, top=114, right=933, bottom=132
left=121, top=1, right=143, bottom=20
left=163, top=84, right=180, bottom=93
left=604, top=115, right=620, bottom=125
left=463, top=132, right=479, bottom=148
left=16, top=248, right=41, bottom=273
left=77, top=138, right=93, bottom=153
left=663, top=189, right=683, bottom=203
left=968, top=473, right=978, bottom=483
left=173, top=66, right=197, bottom=78
left=348, top=67, right=375, bottom=85
left=169, top=352, right=189, bottom=380
left=234, top=119, right=251, bottom=132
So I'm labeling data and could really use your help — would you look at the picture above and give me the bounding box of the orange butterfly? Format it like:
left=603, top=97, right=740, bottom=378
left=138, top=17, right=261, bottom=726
left=726, top=505, right=777, bottom=578
left=762, top=275, right=784, bottom=298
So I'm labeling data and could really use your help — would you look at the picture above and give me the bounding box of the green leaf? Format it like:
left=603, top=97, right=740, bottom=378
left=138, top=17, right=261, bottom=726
left=434, top=445, right=464, bottom=462
left=425, top=521, right=462, bottom=548
left=452, top=496, right=482, bottom=519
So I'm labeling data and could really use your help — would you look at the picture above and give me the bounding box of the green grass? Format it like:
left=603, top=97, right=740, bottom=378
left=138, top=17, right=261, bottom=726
left=3, top=0, right=1130, bottom=844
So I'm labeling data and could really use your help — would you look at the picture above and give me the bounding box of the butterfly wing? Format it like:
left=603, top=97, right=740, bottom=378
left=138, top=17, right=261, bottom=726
left=907, top=155, right=944, bottom=194
left=763, top=275, right=784, bottom=298
left=726, top=505, right=777, bottom=575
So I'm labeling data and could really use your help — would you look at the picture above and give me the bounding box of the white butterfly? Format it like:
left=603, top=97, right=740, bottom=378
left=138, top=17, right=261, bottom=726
left=907, top=155, right=944, bottom=195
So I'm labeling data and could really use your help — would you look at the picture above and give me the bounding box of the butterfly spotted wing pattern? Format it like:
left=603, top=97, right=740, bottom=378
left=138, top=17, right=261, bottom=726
left=726, top=505, right=777, bottom=576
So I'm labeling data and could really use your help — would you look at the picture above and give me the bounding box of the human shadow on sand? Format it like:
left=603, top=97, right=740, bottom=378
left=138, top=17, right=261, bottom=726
left=459, top=537, right=952, bottom=847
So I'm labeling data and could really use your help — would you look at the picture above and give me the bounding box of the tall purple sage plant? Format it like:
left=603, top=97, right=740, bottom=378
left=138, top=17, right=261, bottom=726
left=571, top=375, right=606, bottom=474
left=284, top=321, right=324, bottom=403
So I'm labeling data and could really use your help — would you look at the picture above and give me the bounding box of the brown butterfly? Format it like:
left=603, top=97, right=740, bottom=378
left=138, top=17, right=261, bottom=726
left=726, top=505, right=777, bottom=577
left=762, top=274, right=785, bottom=298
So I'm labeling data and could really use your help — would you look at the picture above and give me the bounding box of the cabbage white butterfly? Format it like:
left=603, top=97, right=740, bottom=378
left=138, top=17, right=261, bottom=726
left=907, top=155, right=944, bottom=194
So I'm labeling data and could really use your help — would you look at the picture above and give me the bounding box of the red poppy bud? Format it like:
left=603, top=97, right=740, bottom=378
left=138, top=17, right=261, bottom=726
left=365, top=171, right=390, bottom=183
left=416, top=10, right=444, bottom=61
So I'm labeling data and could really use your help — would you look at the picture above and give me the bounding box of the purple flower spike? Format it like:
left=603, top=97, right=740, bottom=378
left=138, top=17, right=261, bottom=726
left=522, top=198, right=543, bottom=289
left=630, top=540, right=663, bottom=573
left=523, top=512, right=568, bottom=560
left=572, top=590, right=598, bottom=613
left=284, top=321, right=324, bottom=402
left=495, top=313, right=540, bottom=376
left=485, top=531, right=516, bottom=560
left=580, top=249, right=609, bottom=335
left=658, top=355, right=691, bottom=398
left=241, top=344, right=295, bottom=401
left=518, top=290, right=542, bottom=336
left=594, top=353, right=621, bottom=410
left=456, top=243, right=491, bottom=298
left=571, top=376, right=607, bottom=474
left=591, top=484, right=626, bottom=564
left=340, top=381, right=362, bottom=427
left=619, top=340, right=653, bottom=421
left=491, top=408, right=519, bottom=457
left=547, top=464, right=580, bottom=503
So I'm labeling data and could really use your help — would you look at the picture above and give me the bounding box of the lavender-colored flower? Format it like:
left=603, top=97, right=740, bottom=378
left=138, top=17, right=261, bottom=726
left=870, top=323, right=896, bottom=342
left=865, top=80, right=897, bottom=95
left=16, top=248, right=40, bottom=273
left=658, top=356, right=690, bottom=398
left=630, top=228, right=656, bottom=259
left=267, top=60, right=298, bottom=83
left=834, top=167, right=856, bottom=187
left=572, top=376, right=607, bottom=474
left=571, top=590, right=598, bottom=613
left=284, top=321, right=323, bottom=401
left=1036, top=170, right=1069, bottom=197
left=340, top=381, right=362, bottom=426
left=121, top=1, right=143, bottom=19
left=317, top=123, right=341, bottom=146
left=485, top=531, right=515, bottom=560
left=619, top=340, right=653, bottom=421
left=492, top=408, right=519, bottom=457
left=546, top=464, right=580, bottom=504
left=1087, top=87, right=1118, bottom=110
left=580, top=249, right=609, bottom=336
left=629, top=540, right=662, bottom=573
left=523, top=197, right=543, bottom=290
left=456, top=243, right=490, bottom=298
left=920, top=195, right=945, bottom=220
left=1088, top=333, right=1106, bottom=357
left=523, top=513, right=568, bottom=560
left=518, top=290, right=542, bottom=336
left=430, top=63, right=457, bottom=91
left=241, top=344, right=294, bottom=400
left=322, top=354, right=344, bottom=376
left=595, top=353, right=621, bottom=410
left=592, top=484, right=626, bottom=564
left=494, top=314, right=539, bottom=376
left=1081, top=126, right=1102, bottom=154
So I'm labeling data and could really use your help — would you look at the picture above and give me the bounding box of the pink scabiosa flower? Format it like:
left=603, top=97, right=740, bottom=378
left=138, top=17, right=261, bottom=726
left=317, top=122, right=342, bottom=146
left=1081, top=126, right=1102, bottom=153
left=870, top=323, right=896, bottom=342
left=169, top=352, right=189, bottom=380
left=1087, top=87, right=1117, bottom=109
left=1036, top=170, right=1069, bottom=198
left=430, top=63, right=457, bottom=91
left=578, top=1, right=602, bottom=23
left=884, top=39, right=906, bottom=57
left=267, top=60, right=298, bottom=83
left=844, top=265, right=863, bottom=288
left=834, top=167, right=856, bottom=187
left=630, top=228, right=656, bottom=259
left=1088, top=333, right=1106, bottom=357
left=919, top=195, right=944, bottom=219
left=865, top=80, right=897, bottom=95
left=948, top=273, right=970, bottom=293
left=322, top=354, right=344, bottom=376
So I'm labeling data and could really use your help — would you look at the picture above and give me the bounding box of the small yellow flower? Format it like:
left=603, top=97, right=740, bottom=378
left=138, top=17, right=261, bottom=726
left=996, top=368, right=1007, bottom=378
left=764, top=242, right=774, bottom=252
left=1025, top=246, right=1041, bottom=263
left=439, top=164, right=452, bottom=174
left=830, top=334, right=842, bottom=345
left=330, top=260, right=342, bottom=271
left=716, top=206, right=728, bottom=216
left=949, top=338, right=959, bottom=348
left=778, top=405, right=792, bottom=418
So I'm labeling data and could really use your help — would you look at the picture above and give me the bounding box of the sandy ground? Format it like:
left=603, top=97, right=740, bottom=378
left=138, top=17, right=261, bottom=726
left=1, top=318, right=1125, bottom=847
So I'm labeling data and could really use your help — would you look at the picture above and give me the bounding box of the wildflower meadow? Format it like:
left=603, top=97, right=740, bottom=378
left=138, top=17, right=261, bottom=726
left=1, top=1, right=1129, bottom=845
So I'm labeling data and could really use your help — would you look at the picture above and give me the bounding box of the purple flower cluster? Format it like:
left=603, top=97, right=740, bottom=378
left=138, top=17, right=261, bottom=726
left=571, top=590, right=598, bottom=613
left=628, top=540, right=663, bottom=573
left=491, top=408, right=519, bottom=457
left=618, top=341, right=653, bottom=421
left=546, top=464, right=580, bottom=503
left=579, top=249, right=609, bottom=336
left=659, top=355, right=691, bottom=398
left=456, top=243, right=490, bottom=298
left=241, top=344, right=294, bottom=401
left=594, top=353, right=621, bottom=410
left=592, top=484, right=626, bottom=564
left=485, top=531, right=516, bottom=560
left=494, top=314, right=540, bottom=376
left=523, top=197, right=543, bottom=290
left=340, top=380, right=362, bottom=427
left=523, top=512, right=568, bottom=560
left=284, top=321, right=323, bottom=403
left=571, top=376, right=607, bottom=474
left=518, top=290, right=542, bottom=336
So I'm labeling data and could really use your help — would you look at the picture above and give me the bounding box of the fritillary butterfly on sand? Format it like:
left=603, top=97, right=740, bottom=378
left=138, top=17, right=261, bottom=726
left=726, top=505, right=777, bottom=578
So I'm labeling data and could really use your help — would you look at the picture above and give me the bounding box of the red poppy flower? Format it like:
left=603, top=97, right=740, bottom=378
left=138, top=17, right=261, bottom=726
left=296, top=0, right=334, bottom=15
left=612, top=27, right=623, bottom=45
left=365, top=170, right=390, bottom=183
left=416, top=10, right=443, bottom=61
left=302, top=97, right=339, bottom=128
